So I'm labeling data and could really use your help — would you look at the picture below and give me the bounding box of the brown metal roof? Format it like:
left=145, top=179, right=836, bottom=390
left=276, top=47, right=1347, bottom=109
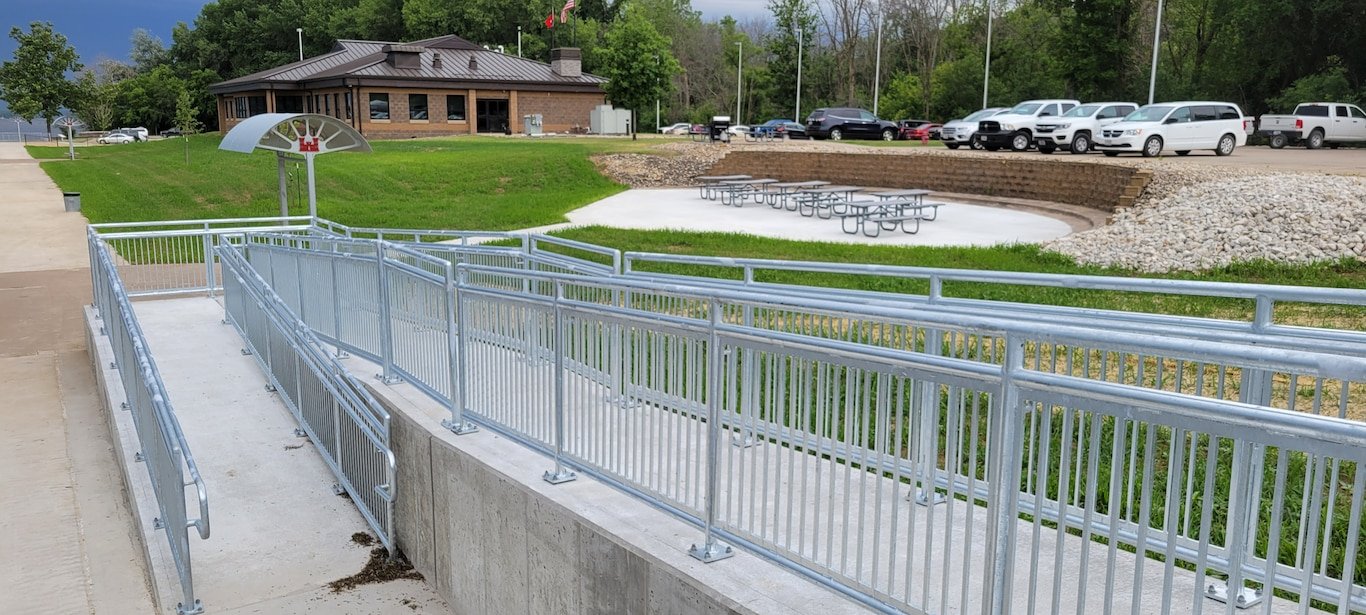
left=210, top=35, right=604, bottom=94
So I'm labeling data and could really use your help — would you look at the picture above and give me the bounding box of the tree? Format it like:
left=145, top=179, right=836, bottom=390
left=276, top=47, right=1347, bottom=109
left=72, top=71, right=117, bottom=131
left=174, top=87, right=203, bottom=164
left=0, top=22, right=82, bottom=134
left=766, top=0, right=818, bottom=120
left=599, top=4, right=681, bottom=136
left=130, top=29, right=171, bottom=72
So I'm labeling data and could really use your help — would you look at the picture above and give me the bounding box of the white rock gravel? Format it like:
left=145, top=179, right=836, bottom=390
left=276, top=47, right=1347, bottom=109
left=1045, top=174, right=1366, bottom=272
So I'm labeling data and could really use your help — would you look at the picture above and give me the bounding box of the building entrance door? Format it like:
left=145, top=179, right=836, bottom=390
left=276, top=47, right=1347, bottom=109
left=476, top=99, right=510, bottom=133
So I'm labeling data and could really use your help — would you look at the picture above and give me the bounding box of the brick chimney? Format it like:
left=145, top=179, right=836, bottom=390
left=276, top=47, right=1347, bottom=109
left=550, top=48, right=581, bottom=78
left=432, top=52, right=442, bottom=70
left=381, top=44, right=422, bottom=69
left=469, top=56, right=478, bottom=71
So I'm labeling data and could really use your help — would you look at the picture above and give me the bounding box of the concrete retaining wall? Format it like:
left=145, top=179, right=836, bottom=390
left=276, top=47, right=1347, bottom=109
left=373, top=383, right=866, bottom=615
left=707, top=151, right=1152, bottom=212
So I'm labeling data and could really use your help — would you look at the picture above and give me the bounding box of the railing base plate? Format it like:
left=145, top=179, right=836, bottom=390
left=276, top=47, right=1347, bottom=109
left=688, top=542, right=735, bottom=563
left=441, top=418, right=479, bottom=435
left=176, top=599, right=204, bottom=615
left=1206, top=583, right=1262, bottom=609
left=543, top=469, right=577, bottom=485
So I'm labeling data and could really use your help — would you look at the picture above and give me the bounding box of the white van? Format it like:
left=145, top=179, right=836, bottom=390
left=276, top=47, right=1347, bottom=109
left=1094, top=101, right=1248, bottom=157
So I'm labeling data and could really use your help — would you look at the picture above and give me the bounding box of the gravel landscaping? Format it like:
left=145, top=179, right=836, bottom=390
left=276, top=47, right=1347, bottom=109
left=1047, top=173, right=1366, bottom=272
left=594, top=141, right=1366, bottom=273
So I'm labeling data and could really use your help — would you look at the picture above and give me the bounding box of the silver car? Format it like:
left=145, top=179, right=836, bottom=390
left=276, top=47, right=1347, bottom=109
left=939, top=108, right=1008, bottom=149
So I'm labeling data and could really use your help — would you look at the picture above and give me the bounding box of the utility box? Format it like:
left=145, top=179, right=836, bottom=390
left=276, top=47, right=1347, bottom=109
left=522, top=114, right=543, bottom=136
left=589, top=105, right=632, bottom=135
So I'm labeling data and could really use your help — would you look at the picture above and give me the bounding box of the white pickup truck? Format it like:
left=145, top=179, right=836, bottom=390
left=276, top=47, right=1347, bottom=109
left=1257, top=102, right=1366, bottom=149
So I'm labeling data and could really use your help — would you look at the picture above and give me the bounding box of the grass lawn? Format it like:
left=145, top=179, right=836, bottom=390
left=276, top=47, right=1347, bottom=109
left=29, top=135, right=650, bottom=230
left=548, top=227, right=1366, bottom=326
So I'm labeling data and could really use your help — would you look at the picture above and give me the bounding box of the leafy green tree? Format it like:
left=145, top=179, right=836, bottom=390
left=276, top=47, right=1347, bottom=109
left=72, top=70, right=117, bottom=131
left=174, top=87, right=204, bottom=164
left=599, top=4, right=681, bottom=135
left=1266, top=59, right=1361, bottom=111
left=0, top=22, right=82, bottom=134
left=765, top=0, right=817, bottom=121
left=879, top=72, right=923, bottom=121
left=1045, top=0, right=1139, bottom=101
left=130, top=29, right=172, bottom=72
left=113, top=65, right=185, bottom=132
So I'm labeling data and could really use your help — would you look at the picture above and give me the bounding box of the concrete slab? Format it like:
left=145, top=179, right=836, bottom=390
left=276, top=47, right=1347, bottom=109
left=511, top=188, right=1072, bottom=247
left=93, top=298, right=449, bottom=614
left=0, top=142, right=90, bottom=273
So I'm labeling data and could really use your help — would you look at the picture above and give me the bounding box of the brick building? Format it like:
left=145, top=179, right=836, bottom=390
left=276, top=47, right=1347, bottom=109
left=209, top=35, right=605, bottom=138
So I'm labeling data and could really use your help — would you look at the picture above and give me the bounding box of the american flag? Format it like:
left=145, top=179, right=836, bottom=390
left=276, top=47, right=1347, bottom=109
left=560, top=0, right=575, bottom=22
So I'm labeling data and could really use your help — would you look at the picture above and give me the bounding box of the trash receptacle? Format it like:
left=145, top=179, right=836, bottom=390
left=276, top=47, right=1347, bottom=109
left=63, top=192, right=80, bottom=213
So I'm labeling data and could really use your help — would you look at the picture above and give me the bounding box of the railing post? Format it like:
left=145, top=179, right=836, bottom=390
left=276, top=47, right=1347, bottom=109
left=981, top=333, right=1025, bottom=614
left=913, top=325, right=947, bottom=505
left=441, top=265, right=477, bottom=435
left=375, top=241, right=400, bottom=384
left=329, top=248, right=347, bottom=358
left=544, top=280, right=576, bottom=484
left=690, top=298, right=734, bottom=563
left=202, top=223, right=215, bottom=298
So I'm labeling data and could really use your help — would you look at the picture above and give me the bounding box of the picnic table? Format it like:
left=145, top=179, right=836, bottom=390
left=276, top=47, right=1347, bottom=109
left=763, top=181, right=830, bottom=209
left=790, top=186, right=864, bottom=218
left=714, top=178, right=779, bottom=207
left=696, top=175, right=752, bottom=199
left=869, top=189, right=939, bottom=220
left=835, top=198, right=946, bottom=237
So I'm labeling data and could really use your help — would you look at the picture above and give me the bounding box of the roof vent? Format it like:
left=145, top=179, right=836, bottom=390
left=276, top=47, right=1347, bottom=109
left=469, top=56, right=478, bottom=71
left=433, top=52, right=442, bottom=70
left=381, top=44, right=423, bottom=69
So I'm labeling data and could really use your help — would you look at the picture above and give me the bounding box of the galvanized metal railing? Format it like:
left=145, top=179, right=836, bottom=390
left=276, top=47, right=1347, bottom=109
left=96, top=217, right=1366, bottom=614
left=217, top=238, right=398, bottom=552
left=88, top=229, right=209, bottom=615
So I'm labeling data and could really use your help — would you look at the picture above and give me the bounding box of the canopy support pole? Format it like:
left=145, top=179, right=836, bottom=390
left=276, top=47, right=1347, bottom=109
left=277, top=153, right=289, bottom=223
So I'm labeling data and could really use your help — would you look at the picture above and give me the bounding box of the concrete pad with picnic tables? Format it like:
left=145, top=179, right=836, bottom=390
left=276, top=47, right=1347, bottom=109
left=529, top=188, right=1072, bottom=247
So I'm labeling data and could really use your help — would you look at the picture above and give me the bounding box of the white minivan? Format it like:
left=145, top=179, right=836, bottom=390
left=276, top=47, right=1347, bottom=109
left=1095, top=101, right=1249, bottom=157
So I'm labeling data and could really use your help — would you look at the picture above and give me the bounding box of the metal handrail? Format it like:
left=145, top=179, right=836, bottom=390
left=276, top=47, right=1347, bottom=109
left=88, top=230, right=209, bottom=615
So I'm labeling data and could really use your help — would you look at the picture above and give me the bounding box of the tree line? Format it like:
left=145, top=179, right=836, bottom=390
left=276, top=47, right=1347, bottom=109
left=2, top=0, right=1362, bottom=134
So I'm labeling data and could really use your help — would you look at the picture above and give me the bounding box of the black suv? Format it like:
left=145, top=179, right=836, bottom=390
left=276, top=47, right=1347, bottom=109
left=806, top=108, right=900, bottom=141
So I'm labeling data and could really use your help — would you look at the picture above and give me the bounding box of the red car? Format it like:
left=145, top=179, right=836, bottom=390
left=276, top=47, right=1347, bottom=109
left=902, top=122, right=942, bottom=140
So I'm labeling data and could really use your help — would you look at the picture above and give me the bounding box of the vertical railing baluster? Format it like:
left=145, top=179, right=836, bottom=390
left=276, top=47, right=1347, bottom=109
left=375, top=241, right=399, bottom=384
left=544, top=280, right=575, bottom=484
left=690, top=297, right=734, bottom=563
left=982, top=333, right=1025, bottom=614
left=443, top=265, right=477, bottom=435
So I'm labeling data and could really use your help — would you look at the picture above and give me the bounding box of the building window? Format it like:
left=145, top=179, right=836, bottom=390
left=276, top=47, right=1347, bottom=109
left=370, top=93, right=389, bottom=120
left=234, top=95, right=266, bottom=119
left=409, top=94, right=428, bottom=120
left=446, top=95, right=466, bottom=121
left=332, top=94, right=340, bottom=119
left=344, top=92, right=353, bottom=119
left=324, top=94, right=331, bottom=116
left=276, top=95, right=303, bottom=113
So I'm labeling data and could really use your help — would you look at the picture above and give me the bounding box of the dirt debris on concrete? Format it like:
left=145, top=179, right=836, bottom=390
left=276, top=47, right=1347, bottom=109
left=351, top=531, right=376, bottom=547
left=328, top=544, right=424, bottom=592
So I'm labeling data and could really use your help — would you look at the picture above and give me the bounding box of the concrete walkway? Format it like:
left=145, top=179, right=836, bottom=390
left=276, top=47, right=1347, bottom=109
left=511, top=188, right=1073, bottom=246
left=121, top=298, right=449, bottom=614
left=0, top=142, right=156, bottom=613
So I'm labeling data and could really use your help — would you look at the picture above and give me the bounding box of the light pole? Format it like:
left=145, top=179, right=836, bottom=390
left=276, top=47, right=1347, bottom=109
left=1147, top=0, right=1165, bottom=105
left=873, top=0, right=884, bottom=115
left=655, top=54, right=661, bottom=132
left=795, top=27, right=804, bottom=120
left=734, top=41, right=743, bottom=124
left=296, top=28, right=304, bottom=61
left=517, top=26, right=522, bottom=57
left=982, top=0, right=993, bottom=108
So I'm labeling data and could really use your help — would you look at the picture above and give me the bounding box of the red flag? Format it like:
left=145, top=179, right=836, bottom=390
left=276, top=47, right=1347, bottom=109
left=545, top=13, right=554, bottom=28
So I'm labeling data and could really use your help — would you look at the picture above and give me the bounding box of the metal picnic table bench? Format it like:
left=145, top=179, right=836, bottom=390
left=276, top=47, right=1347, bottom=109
left=869, top=189, right=939, bottom=221
left=696, top=175, right=752, bottom=199
left=714, top=178, right=779, bottom=207
left=834, top=198, right=947, bottom=237
left=763, top=181, right=830, bottom=209
left=790, top=186, right=864, bottom=218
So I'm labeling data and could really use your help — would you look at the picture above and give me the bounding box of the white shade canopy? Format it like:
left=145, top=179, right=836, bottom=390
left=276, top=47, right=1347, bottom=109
left=219, top=113, right=370, bottom=156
